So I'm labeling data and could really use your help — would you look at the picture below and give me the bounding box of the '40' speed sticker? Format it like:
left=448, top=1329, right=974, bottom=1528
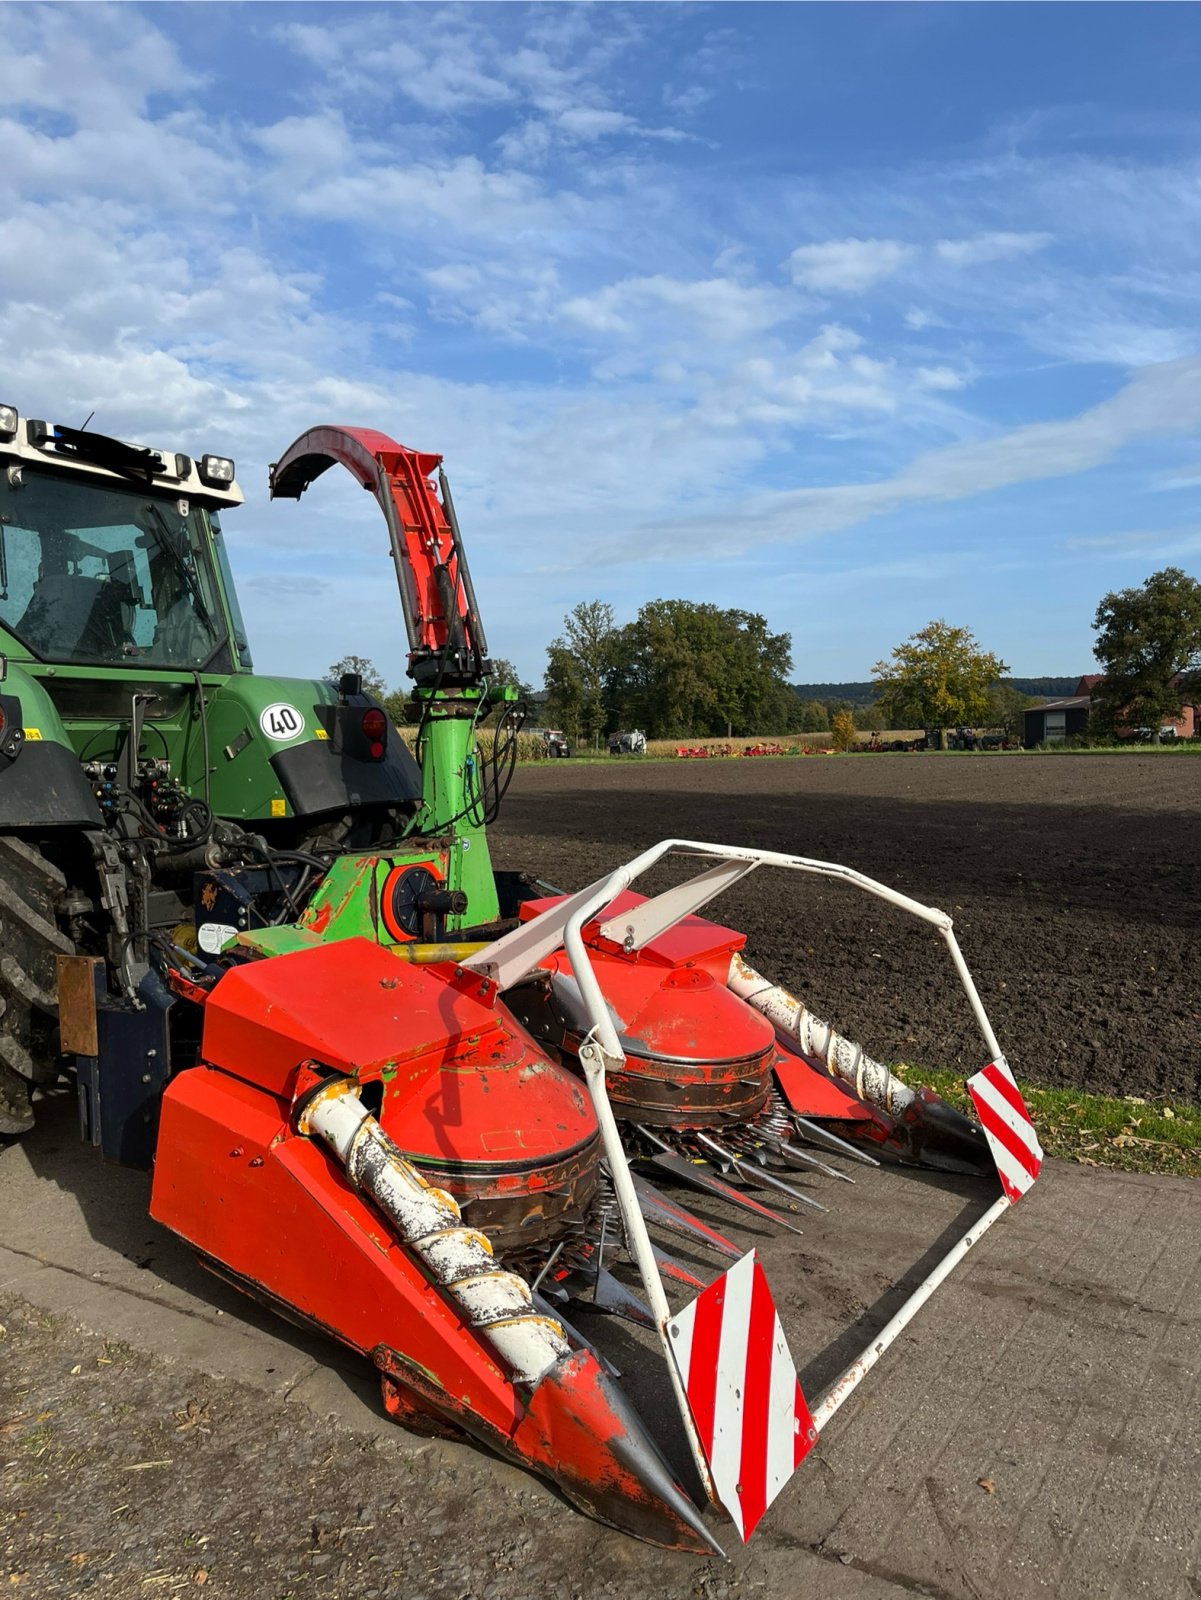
left=259, top=702, right=305, bottom=742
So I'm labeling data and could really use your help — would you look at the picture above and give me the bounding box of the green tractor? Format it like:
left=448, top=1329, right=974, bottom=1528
left=0, top=406, right=518, bottom=1138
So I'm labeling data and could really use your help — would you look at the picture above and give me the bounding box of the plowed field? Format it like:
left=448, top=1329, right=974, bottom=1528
left=490, top=754, right=1201, bottom=1103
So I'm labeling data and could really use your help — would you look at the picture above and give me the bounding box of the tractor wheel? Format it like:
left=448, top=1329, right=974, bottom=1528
left=0, top=836, right=74, bottom=1135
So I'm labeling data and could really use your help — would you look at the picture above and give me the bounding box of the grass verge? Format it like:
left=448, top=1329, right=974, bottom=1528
left=894, top=1064, right=1201, bottom=1178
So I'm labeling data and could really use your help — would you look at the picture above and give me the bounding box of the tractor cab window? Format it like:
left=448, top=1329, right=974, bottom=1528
left=0, top=468, right=226, bottom=669
left=209, top=514, right=253, bottom=669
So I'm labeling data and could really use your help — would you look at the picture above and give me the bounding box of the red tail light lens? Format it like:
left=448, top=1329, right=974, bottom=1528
left=361, top=707, right=387, bottom=760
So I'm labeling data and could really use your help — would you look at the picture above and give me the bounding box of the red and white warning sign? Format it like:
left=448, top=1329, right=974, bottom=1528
left=967, top=1056, right=1044, bottom=1203
left=666, top=1250, right=815, bottom=1541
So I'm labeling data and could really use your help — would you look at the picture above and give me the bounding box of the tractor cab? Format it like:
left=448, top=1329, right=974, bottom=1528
left=0, top=408, right=423, bottom=837
left=0, top=409, right=248, bottom=675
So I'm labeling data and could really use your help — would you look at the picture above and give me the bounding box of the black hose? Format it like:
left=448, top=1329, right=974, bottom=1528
left=190, top=670, right=212, bottom=810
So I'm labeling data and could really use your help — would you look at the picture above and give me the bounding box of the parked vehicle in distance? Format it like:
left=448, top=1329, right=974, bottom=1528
left=529, top=726, right=571, bottom=757
left=608, top=729, right=647, bottom=755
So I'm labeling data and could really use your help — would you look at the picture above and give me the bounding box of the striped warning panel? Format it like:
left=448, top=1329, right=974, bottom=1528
left=967, top=1056, right=1044, bottom=1204
left=666, top=1249, right=815, bottom=1541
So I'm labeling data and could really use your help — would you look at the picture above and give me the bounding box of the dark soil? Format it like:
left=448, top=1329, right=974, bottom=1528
left=489, top=754, right=1201, bottom=1104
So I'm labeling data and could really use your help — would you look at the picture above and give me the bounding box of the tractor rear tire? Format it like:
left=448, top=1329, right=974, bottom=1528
left=0, top=836, right=74, bottom=1135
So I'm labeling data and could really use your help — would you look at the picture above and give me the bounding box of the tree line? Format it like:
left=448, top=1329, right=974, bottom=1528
left=330, top=566, right=1201, bottom=747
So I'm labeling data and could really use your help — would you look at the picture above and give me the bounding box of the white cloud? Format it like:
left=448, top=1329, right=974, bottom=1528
left=934, top=231, right=1052, bottom=267
left=915, top=366, right=967, bottom=391
left=617, top=357, right=1201, bottom=558
left=718, top=330, right=898, bottom=427
left=2, top=0, right=1200, bottom=686
left=268, top=152, right=572, bottom=244
left=1065, top=525, right=1201, bottom=558
left=1022, top=315, right=1190, bottom=368
left=561, top=274, right=793, bottom=344
left=788, top=238, right=915, bottom=295
left=1153, top=465, right=1201, bottom=491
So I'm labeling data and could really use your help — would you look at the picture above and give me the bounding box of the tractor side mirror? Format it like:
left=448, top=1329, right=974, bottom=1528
left=338, top=672, right=362, bottom=699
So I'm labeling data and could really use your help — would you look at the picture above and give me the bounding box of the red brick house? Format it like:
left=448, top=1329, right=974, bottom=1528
left=1078, top=674, right=1197, bottom=739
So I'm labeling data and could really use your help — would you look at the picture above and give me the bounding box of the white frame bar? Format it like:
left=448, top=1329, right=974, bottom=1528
left=463, top=840, right=1019, bottom=1492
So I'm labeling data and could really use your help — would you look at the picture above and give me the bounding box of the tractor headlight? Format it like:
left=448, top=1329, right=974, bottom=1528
left=0, top=405, right=17, bottom=441
left=198, top=453, right=235, bottom=487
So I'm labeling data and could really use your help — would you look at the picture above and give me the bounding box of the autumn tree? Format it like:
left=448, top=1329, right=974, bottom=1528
left=1090, top=567, right=1201, bottom=738
left=872, top=621, right=1008, bottom=749
left=830, top=710, right=857, bottom=751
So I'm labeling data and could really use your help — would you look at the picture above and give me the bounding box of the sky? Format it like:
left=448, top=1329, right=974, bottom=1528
left=3, top=1, right=1201, bottom=692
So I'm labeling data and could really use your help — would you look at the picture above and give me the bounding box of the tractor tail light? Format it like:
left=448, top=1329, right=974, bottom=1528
left=361, top=707, right=387, bottom=761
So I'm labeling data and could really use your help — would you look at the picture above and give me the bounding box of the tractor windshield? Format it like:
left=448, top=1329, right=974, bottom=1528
left=0, top=467, right=227, bottom=669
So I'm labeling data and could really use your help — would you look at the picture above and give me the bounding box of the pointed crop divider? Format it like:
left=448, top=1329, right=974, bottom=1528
left=690, top=1130, right=828, bottom=1215
left=650, top=1241, right=709, bottom=1293
left=790, top=1114, right=881, bottom=1168
left=588, top=1266, right=657, bottom=1329
left=748, top=1129, right=856, bottom=1184
left=635, top=1122, right=812, bottom=1233
left=647, top=1149, right=808, bottom=1237
left=626, top=1169, right=743, bottom=1262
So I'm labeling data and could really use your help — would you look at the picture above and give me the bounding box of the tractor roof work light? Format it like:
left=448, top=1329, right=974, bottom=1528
left=198, top=453, right=236, bottom=487
left=0, top=405, right=18, bottom=441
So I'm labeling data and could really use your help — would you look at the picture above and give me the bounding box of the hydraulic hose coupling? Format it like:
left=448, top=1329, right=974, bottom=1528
left=297, top=1079, right=569, bottom=1385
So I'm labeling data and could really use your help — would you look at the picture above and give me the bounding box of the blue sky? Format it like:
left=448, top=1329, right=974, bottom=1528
left=3, top=2, right=1201, bottom=691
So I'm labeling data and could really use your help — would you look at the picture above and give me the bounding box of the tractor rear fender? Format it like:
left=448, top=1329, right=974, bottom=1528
left=0, top=663, right=101, bottom=826
left=198, top=674, right=421, bottom=823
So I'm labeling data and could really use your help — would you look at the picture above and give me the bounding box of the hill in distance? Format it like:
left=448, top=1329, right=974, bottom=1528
left=792, top=677, right=1079, bottom=707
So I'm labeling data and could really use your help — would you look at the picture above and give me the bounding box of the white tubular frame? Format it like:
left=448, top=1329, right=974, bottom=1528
left=462, top=840, right=1017, bottom=1470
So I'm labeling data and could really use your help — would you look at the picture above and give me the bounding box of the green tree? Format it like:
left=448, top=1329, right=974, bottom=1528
left=985, top=681, right=1033, bottom=741
left=607, top=601, right=793, bottom=739
left=853, top=704, right=886, bottom=732
left=872, top=621, right=1008, bottom=749
left=1090, top=567, right=1201, bottom=738
left=543, top=600, right=617, bottom=746
left=796, top=699, right=829, bottom=734
left=328, top=654, right=388, bottom=699
left=486, top=657, right=536, bottom=702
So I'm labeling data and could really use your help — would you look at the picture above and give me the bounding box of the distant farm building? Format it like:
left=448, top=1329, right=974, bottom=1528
left=1023, top=676, right=1198, bottom=746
